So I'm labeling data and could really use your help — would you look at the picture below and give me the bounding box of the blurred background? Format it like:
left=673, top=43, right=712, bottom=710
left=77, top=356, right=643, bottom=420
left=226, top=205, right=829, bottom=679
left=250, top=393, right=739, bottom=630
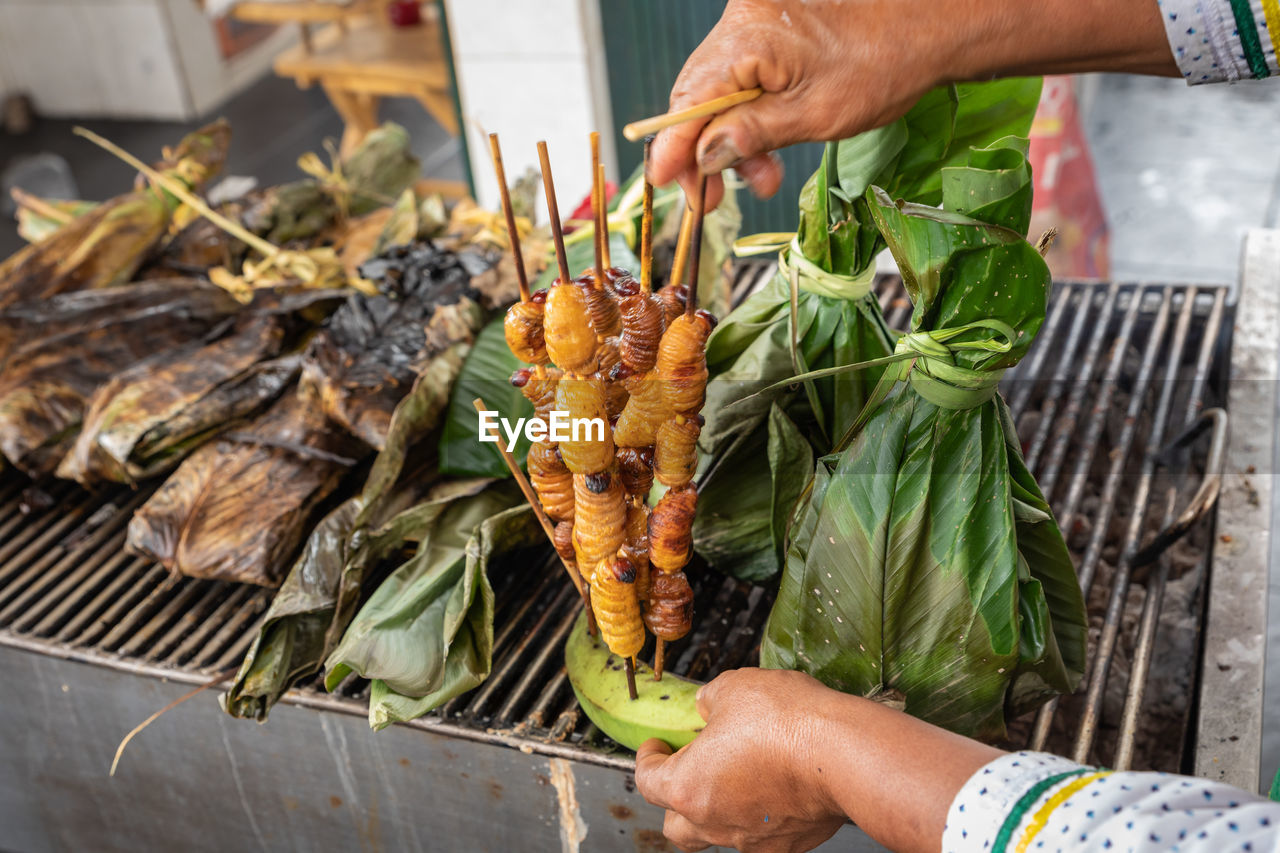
left=0, top=0, right=1277, bottom=283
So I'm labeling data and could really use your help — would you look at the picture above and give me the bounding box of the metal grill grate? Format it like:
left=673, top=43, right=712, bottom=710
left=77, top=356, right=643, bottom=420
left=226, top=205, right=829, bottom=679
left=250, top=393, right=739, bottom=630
left=0, top=269, right=1231, bottom=774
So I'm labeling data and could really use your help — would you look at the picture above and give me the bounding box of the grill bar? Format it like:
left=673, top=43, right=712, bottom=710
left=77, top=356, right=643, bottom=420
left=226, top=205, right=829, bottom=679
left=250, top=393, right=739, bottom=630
left=0, top=276, right=1231, bottom=772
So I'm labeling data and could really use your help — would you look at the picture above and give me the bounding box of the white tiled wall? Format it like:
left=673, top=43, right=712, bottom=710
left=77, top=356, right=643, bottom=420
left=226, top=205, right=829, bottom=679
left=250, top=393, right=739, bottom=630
left=444, top=0, right=616, bottom=216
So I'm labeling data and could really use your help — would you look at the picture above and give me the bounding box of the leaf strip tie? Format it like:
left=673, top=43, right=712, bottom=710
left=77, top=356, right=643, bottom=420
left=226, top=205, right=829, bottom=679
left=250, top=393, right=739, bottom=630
left=732, top=234, right=876, bottom=301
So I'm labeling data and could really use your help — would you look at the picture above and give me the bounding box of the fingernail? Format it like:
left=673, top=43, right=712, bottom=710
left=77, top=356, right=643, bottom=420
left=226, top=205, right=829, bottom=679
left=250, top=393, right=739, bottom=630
left=695, top=685, right=705, bottom=702
left=698, top=133, right=741, bottom=174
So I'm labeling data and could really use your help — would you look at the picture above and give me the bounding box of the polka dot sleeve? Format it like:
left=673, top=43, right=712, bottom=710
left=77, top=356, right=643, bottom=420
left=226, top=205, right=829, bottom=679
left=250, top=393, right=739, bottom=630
left=943, top=750, right=1280, bottom=852
left=1157, top=0, right=1279, bottom=83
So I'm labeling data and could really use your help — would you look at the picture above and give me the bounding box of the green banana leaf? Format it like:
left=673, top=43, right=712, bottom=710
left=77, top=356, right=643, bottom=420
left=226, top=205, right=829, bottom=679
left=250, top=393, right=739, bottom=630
left=323, top=484, right=538, bottom=730
left=221, top=345, right=471, bottom=720
left=759, top=140, right=1086, bottom=740
left=437, top=316, right=534, bottom=478
left=696, top=79, right=1042, bottom=582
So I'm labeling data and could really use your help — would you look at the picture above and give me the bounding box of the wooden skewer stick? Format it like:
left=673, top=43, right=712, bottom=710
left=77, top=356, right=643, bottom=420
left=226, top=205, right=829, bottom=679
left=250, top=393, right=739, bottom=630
left=488, top=133, right=531, bottom=303
left=590, top=132, right=605, bottom=286
left=472, top=398, right=592, bottom=616
left=668, top=207, right=695, bottom=291
left=625, top=656, right=638, bottom=701
left=684, top=175, right=709, bottom=316
left=537, top=140, right=572, bottom=285
left=623, top=87, right=763, bottom=142
left=639, top=139, right=655, bottom=294
left=653, top=639, right=665, bottom=682
left=598, top=163, right=611, bottom=270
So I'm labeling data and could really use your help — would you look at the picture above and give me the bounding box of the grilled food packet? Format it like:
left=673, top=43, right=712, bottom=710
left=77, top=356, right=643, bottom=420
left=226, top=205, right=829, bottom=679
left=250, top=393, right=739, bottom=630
left=0, top=279, right=244, bottom=476
left=126, top=387, right=364, bottom=587
left=241, top=122, right=419, bottom=245
left=59, top=290, right=342, bottom=486
left=322, top=482, right=537, bottom=731
left=222, top=358, right=468, bottom=719
left=302, top=241, right=488, bottom=450
left=0, top=120, right=231, bottom=309
left=695, top=80, right=1043, bottom=582
left=760, top=138, right=1087, bottom=740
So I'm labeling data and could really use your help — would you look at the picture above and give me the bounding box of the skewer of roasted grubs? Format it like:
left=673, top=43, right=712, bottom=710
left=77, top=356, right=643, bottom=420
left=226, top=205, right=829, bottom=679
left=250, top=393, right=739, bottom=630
left=494, top=133, right=713, bottom=699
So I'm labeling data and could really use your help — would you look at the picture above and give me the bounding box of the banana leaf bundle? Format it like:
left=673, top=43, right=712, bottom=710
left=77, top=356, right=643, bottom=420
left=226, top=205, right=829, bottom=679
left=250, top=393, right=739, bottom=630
left=0, top=279, right=243, bottom=476
left=760, top=139, right=1087, bottom=740
left=126, top=386, right=365, bottom=587
left=302, top=241, right=487, bottom=449
left=323, top=481, right=535, bottom=730
left=57, top=290, right=343, bottom=486
left=223, top=357, right=470, bottom=719
left=696, top=80, right=1044, bottom=583
left=240, top=123, right=419, bottom=245
left=0, top=120, right=231, bottom=309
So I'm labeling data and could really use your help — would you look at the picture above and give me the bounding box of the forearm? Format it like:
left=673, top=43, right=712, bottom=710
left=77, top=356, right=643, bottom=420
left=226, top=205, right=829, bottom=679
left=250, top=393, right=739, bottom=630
left=937, top=0, right=1179, bottom=81
left=811, top=692, right=1004, bottom=853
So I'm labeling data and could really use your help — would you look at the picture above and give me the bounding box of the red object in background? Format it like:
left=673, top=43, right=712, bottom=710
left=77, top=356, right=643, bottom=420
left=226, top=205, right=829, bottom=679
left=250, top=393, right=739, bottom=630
left=387, top=1, right=421, bottom=27
left=1028, top=76, right=1110, bottom=279
left=566, top=182, right=618, bottom=231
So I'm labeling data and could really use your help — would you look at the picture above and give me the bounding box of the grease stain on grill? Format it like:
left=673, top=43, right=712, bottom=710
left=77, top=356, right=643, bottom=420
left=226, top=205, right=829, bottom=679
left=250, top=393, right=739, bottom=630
left=328, top=795, right=343, bottom=809
left=633, top=828, right=676, bottom=852
left=609, top=803, right=634, bottom=820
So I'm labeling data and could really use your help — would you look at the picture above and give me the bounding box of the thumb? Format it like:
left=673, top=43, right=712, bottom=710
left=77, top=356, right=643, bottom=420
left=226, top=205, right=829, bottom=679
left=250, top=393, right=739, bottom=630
left=635, top=738, right=677, bottom=809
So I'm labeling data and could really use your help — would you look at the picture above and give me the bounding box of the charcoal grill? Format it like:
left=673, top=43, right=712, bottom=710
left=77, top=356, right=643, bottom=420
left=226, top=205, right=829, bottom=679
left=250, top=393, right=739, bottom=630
left=1, top=231, right=1275, bottom=852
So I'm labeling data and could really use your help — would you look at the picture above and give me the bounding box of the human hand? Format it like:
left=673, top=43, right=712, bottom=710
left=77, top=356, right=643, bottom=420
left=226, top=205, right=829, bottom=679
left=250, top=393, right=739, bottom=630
left=634, top=668, right=847, bottom=852
left=648, top=0, right=945, bottom=209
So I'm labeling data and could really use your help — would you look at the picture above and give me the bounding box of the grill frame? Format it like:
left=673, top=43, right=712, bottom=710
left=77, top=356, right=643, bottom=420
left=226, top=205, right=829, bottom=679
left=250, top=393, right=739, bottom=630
left=0, top=268, right=1238, bottom=778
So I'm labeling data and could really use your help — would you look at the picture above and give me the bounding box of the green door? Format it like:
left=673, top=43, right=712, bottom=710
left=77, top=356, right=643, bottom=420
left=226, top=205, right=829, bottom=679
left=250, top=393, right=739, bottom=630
left=599, top=0, right=821, bottom=235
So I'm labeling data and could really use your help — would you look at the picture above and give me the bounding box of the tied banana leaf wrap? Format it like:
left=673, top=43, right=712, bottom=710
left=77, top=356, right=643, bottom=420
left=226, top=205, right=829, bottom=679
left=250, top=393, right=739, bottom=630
left=222, top=361, right=468, bottom=720
left=58, top=290, right=342, bottom=486
left=695, top=80, right=1043, bottom=582
left=760, top=139, right=1087, bottom=740
left=0, top=120, right=231, bottom=310
left=0, top=279, right=244, bottom=476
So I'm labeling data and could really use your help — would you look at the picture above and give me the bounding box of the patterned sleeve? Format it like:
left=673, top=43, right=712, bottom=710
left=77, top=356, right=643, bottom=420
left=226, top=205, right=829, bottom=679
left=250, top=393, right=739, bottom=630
left=942, top=751, right=1280, bottom=852
left=1157, top=0, right=1280, bottom=82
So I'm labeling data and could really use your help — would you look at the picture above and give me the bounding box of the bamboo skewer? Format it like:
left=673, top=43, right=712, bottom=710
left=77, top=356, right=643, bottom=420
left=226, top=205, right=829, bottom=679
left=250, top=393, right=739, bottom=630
left=685, top=176, right=708, bottom=317
left=668, top=207, right=695, bottom=292
left=590, top=132, right=605, bottom=286
left=472, top=398, right=594, bottom=633
left=640, top=138, right=655, bottom=294
left=488, top=133, right=530, bottom=303
left=537, top=141, right=572, bottom=285
left=598, top=163, right=611, bottom=270
left=654, top=640, right=665, bottom=682
left=623, top=87, right=763, bottom=142
left=625, top=657, right=638, bottom=701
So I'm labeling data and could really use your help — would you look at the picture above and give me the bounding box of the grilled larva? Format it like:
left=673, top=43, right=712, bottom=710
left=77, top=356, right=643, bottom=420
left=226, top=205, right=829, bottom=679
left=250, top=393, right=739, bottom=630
left=654, top=417, right=701, bottom=489
left=553, top=519, right=576, bottom=564
left=591, top=556, right=645, bottom=659
left=644, top=570, right=694, bottom=641
left=649, top=484, right=697, bottom=573
left=544, top=282, right=598, bottom=372
left=616, top=279, right=666, bottom=374
left=572, top=471, right=626, bottom=565
left=615, top=445, right=654, bottom=497
left=504, top=292, right=548, bottom=364
left=656, top=312, right=713, bottom=416
left=657, top=284, right=687, bottom=326
left=511, top=367, right=561, bottom=425
left=623, top=501, right=651, bottom=602
left=528, top=440, right=574, bottom=523
left=612, top=372, right=669, bottom=448
left=593, top=336, right=630, bottom=419
left=580, top=278, right=621, bottom=337
left=555, top=376, right=613, bottom=474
